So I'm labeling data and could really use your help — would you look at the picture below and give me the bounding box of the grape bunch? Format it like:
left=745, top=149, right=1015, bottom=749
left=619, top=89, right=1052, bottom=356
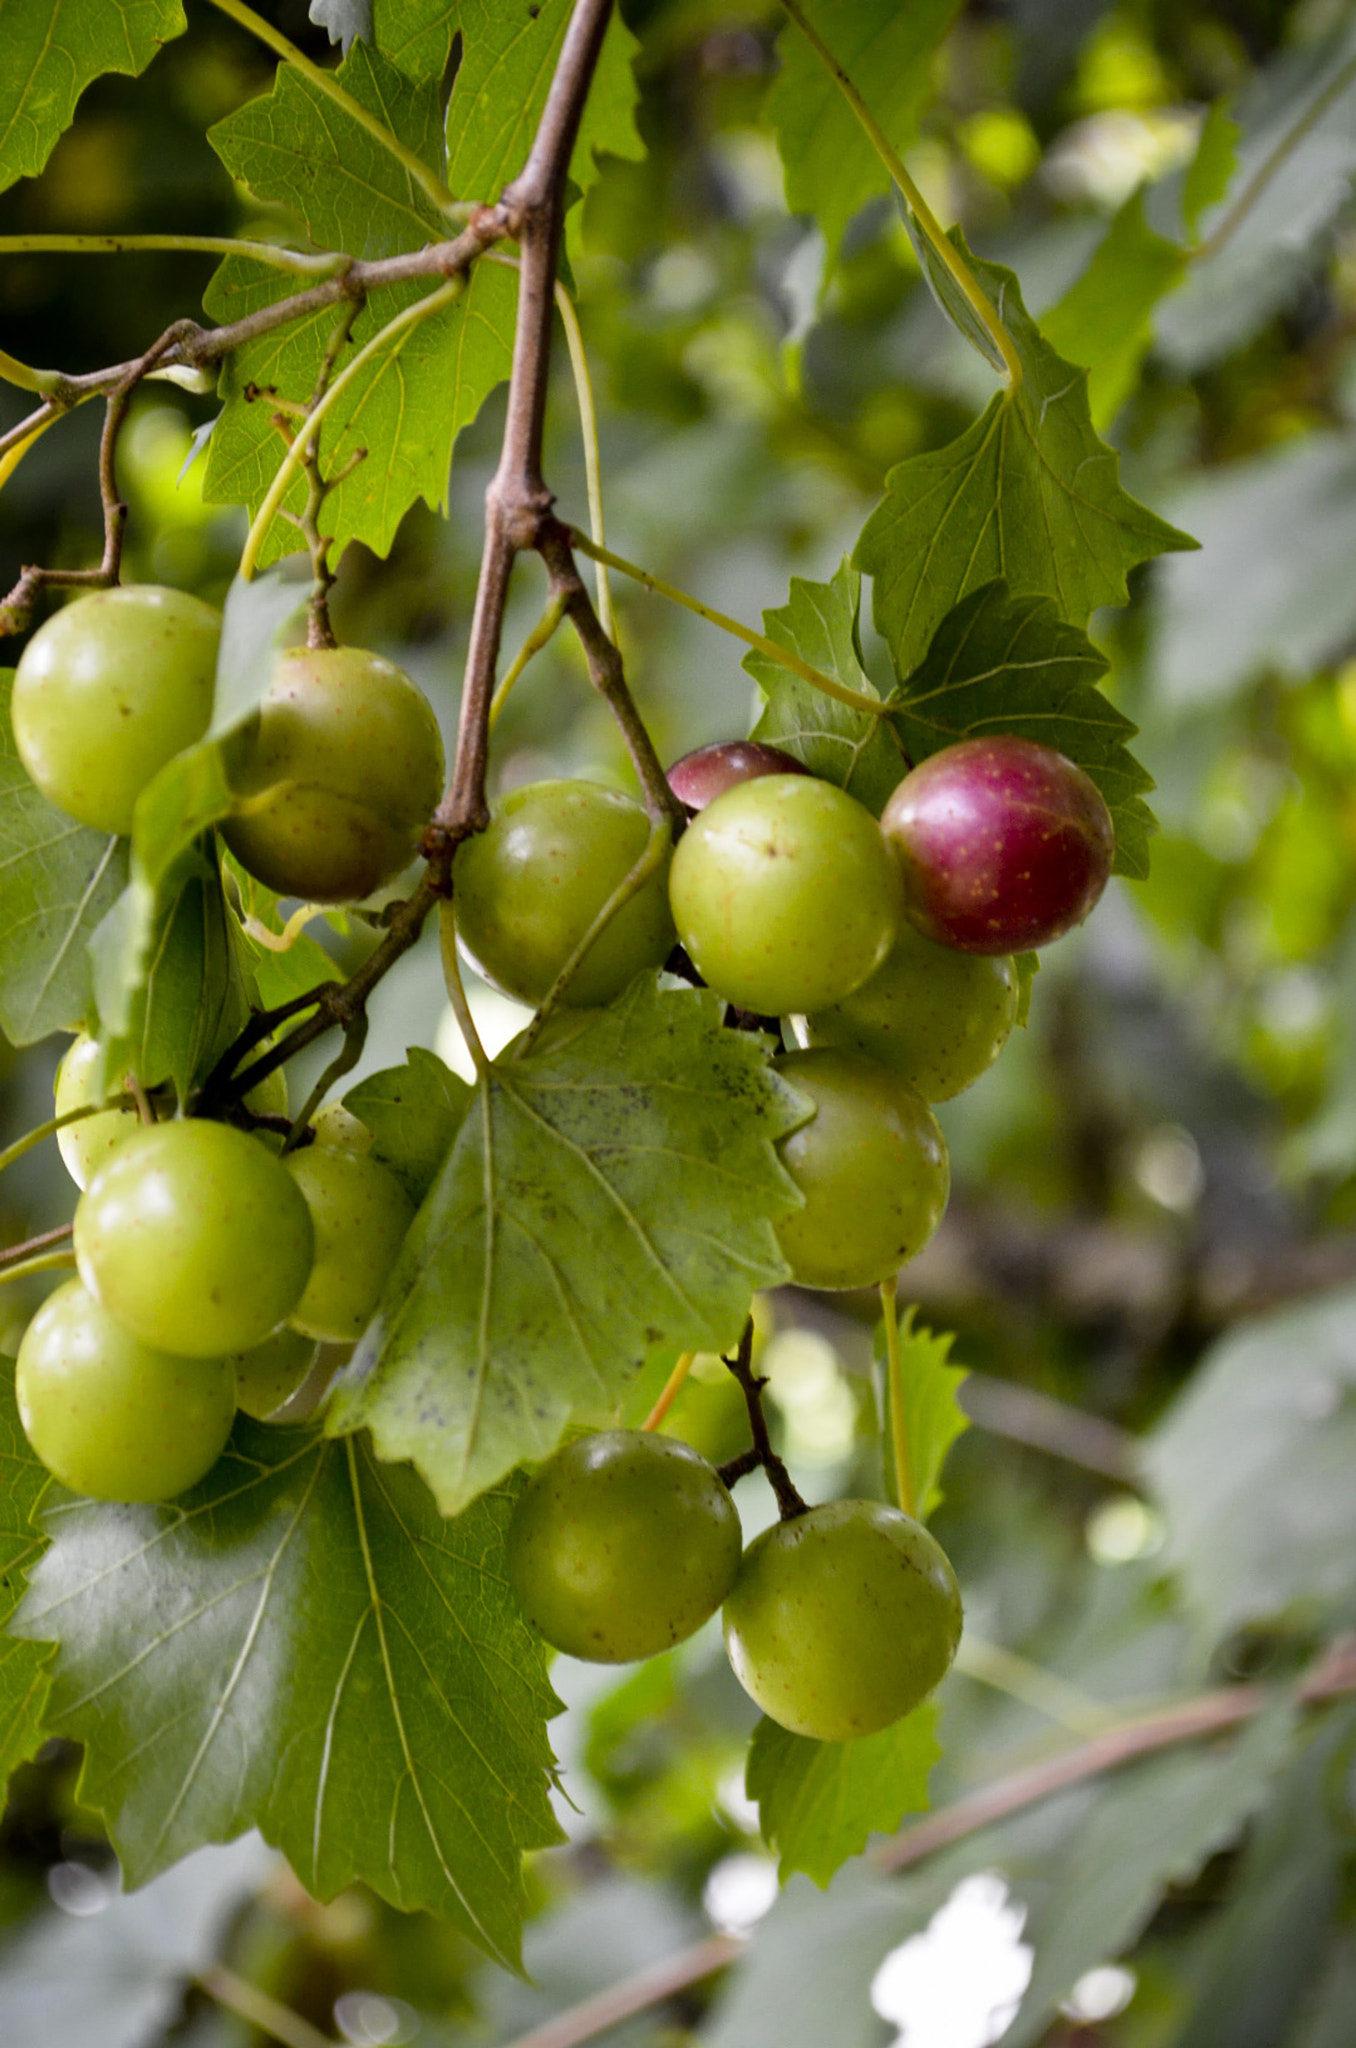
left=7, top=577, right=1115, bottom=1746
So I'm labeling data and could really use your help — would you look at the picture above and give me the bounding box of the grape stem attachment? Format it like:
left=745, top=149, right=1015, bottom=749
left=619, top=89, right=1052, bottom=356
left=718, top=1319, right=807, bottom=1520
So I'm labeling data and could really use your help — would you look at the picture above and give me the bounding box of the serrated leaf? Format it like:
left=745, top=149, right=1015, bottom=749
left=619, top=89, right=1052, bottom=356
left=327, top=979, right=804, bottom=1514
left=0, top=0, right=185, bottom=193
left=444, top=0, right=644, bottom=205
left=343, top=1048, right=473, bottom=1203
left=888, top=580, right=1155, bottom=880
left=768, top=0, right=963, bottom=268
left=16, top=1424, right=562, bottom=1966
left=1143, top=1283, right=1356, bottom=1645
left=0, top=670, right=128, bottom=1045
left=745, top=560, right=909, bottom=817
left=0, top=1834, right=278, bottom=2048
left=0, top=1366, right=53, bottom=1788
left=373, top=0, right=457, bottom=84
left=1040, top=191, right=1185, bottom=428
left=999, top=1704, right=1296, bottom=2048
left=876, top=1306, right=968, bottom=1521
left=855, top=237, right=1195, bottom=683
left=748, top=1704, right=938, bottom=1887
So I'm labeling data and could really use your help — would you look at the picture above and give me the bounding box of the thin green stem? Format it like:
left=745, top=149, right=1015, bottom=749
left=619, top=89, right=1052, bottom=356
left=489, top=593, right=569, bottom=732
left=439, top=908, right=489, bottom=1076
left=240, top=276, right=464, bottom=577
left=0, top=1249, right=78, bottom=1288
left=198, top=0, right=462, bottom=220
left=643, top=1352, right=696, bottom=1431
left=199, top=1965, right=337, bottom=2048
left=0, top=349, right=56, bottom=395
left=881, top=1275, right=916, bottom=1518
left=954, top=1635, right=1119, bottom=1739
left=0, top=1101, right=133, bottom=1180
left=776, top=0, right=1021, bottom=390
left=1193, top=49, right=1356, bottom=262
left=0, top=234, right=350, bottom=275
left=554, top=282, right=615, bottom=640
left=567, top=529, right=887, bottom=717
left=517, top=820, right=677, bottom=1051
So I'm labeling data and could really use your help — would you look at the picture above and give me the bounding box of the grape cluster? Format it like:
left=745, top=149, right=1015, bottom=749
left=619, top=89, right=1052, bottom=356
left=9, top=586, right=438, bottom=1501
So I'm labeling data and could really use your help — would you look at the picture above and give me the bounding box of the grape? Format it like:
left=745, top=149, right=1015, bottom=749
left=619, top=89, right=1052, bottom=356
left=722, top=1498, right=962, bottom=1740
left=54, top=1034, right=289, bottom=1189
left=11, top=584, right=220, bottom=834
left=507, top=1429, right=742, bottom=1662
left=801, top=920, right=1018, bottom=1101
left=229, top=1328, right=318, bottom=1421
left=285, top=1144, right=414, bottom=1342
left=16, top=1279, right=236, bottom=1501
left=880, top=737, right=1114, bottom=953
left=668, top=740, right=808, bottom=811
left=451, top=779, right=676, bottom=1007
left=73, top=1119, right=315, bottom=1357
left=221, top=645, right=445, bottom=903
left=668, top=775, right=904, bottom=1016
left=773, top=1048, right=948, bottom=1289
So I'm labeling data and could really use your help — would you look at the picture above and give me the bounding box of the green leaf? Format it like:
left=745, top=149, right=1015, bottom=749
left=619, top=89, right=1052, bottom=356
left=0, top=1367, right=53, bottom=1790
left=1000, top=1704, right=1297, bottom=2048
left=372, top=0, right=456, bottom=84
left=327, top=979, right=804, bottom=1515
left=876, top=1306, right=968, bottom=1521
left=17, top=1424, right=562, bottom=1967
left=0, top=0, right=185, bottom=193
left=93, top=856, right=252, bottom=1097
left=747, top=1704, right=938, bottom=1887
left=767, top=0, right=963, bottom=267
left=0, top=671, right=128, bottom=1045
left=1040, top=192, right=1185, bottom=428
left=444, top=0, right=644, bottom=205
left=343, top=1047, right=474, bottom=1202
left=888, top=580, right=1156, bottom=880
left=745, top=561, right=909, bottom=817
left=1143, top=1283, right=1356, bottom=1644
left=1182, top=98, right=1240, bottom=239
left=855, top=238, right=1195, bottom=683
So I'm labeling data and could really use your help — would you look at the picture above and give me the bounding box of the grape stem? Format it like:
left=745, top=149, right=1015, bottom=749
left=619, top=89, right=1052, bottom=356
left=0, top=1223, right=74, bottom=1273
left=718, top=1319, right=807, bottom=1520
left=642, top=1352, right=696, bottom=1431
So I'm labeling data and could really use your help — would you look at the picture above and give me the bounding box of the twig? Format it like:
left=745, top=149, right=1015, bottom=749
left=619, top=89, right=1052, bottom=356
left=198, top=1963, right=337, bottom=2048
left=719, top=1321, right=807, bottom=1519
left=495, top=1934, right=742, bottom=2048
left=0, top=1223, right=75, bottom=1273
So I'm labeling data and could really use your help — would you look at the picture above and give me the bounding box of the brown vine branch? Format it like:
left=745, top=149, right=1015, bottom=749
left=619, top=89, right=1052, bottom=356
left=719, top=1320, right=807, bottom=1519
left=0, top=1223, right=74, bottom=1273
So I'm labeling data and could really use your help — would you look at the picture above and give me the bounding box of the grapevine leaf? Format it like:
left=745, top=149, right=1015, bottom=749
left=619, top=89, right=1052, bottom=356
left=0, top=1367, right=53, bottom=1790
left=888, top=581, right=1155, bottom=880
left=0, top=0, right=185, bottom=193
left=767, top=0, right=963, bottom=267
left=747, top=1704, right=938, bottom=1887
left=327, top=979, right=805, bottom=1515
left=92, top=856, right=252, bottom=1097
left=0, top=1834, right=279, bottom=2048
left=16, top=1424, right=563, bottom=1967
left=876, top=1307, right=968, bottom=1521
left=311, top=0, right=372, bottom=57
left=1143, top=1282, right=1356, bottom=1644
left=855, top=238, right=1196, bottom=682
left=343, top=1049, right=474, bottom=1203
left=1040, top=192, right=1185, bottom=428
left=0, top=671, right=128, bottom=1045
left=444, top=0, right=644, bottom=205
left=372, top=0, right=457, bottom=84
left=745, top=561, right=908, bottom=817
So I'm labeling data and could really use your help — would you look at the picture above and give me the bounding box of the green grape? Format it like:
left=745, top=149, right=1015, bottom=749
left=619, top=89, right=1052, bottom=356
left=507, top=1429, right=742, bottom=1662
left=451, top=779, right=676, bottom=1007
left=801, top=921, right=1018, bottom=1101
left=723, top=1498, right=962, bottom=1740
left=11, top=585, right=219, bottom=835
left=53, top=1034, right=289, bottom=1189
left=221, top=645, right=445, bottom=903
left=285, top=1144, right=414, bottom=1342
left=773, top=1048, right=948, bottom=1289
left=229, top=1327, right=318, bottom=1420
left=16, top=1279, right=236, bottom=1502
left=74, top=1119, right=315, bottom=1357
left=667, top=775, right=903, bottom=1016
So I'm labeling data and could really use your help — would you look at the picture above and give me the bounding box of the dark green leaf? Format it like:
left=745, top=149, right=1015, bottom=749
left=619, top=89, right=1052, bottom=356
left=748, top=1704, right=938, bottom=1886
left=888, top=580, right=1155, bottom=879
left=0, top=0, right=185, bottom=193
left=93, top=856, right=252, bottom=1097
left=1040, top=192, right=1185, bottom=427
left=0, top=1366, right=52, bottom=1789
left=0, top=671, right=128, bottom=1045
left=1144, top=1283, right=1356, bottom=1643
left=372, top=0, right=456, bottom=84
left=745, top=561, right=909, bottom=817
left=855, top=238, right=1195, bottom=683
left=767, top=0, right=963, bottom=266
left=17, top=1425, right=562, bottom=1966
left=327, top=979, right=804, bottom=1514
left=343, top=1047, right=474, bottom=1202
left=876, top=1306, right=968, bottom=1521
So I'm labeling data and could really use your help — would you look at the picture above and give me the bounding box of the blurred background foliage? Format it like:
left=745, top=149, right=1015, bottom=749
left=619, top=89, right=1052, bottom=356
left=3, top=1, right=1356, bottom=2045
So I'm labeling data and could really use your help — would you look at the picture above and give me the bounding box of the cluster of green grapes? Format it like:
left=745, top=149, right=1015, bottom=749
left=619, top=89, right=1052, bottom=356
left=457, top=730, right=1113, bottom=1741
left=8, top=583, right=443, bottom=1500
